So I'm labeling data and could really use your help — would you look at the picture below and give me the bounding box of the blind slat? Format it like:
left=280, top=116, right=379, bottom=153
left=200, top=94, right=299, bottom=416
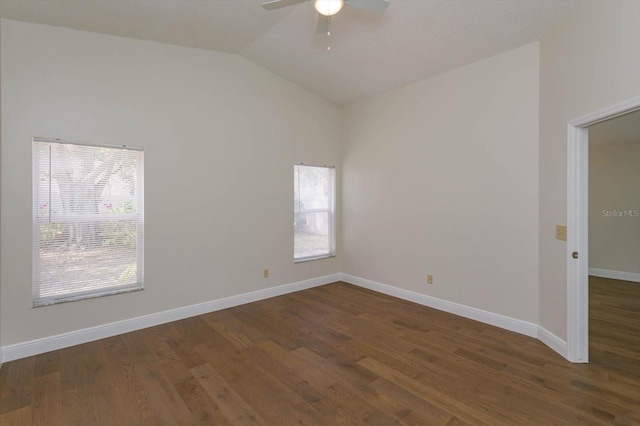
left=33, top=138, right=144, bottom=306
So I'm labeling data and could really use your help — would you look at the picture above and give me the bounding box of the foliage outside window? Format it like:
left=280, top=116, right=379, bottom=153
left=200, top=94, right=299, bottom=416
left=32, top=138, right=144, bottom=306
left=294, top=164, right=335, bottom=262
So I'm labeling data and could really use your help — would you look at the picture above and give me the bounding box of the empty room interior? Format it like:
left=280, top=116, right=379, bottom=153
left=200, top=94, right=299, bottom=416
left=1, top=0, right=640, bottom=424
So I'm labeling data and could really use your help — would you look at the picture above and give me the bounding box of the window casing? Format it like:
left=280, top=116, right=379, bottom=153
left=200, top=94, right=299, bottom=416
left=294, top=164, right=335, bottom=262
left=32, top=138, right=144, bottom=306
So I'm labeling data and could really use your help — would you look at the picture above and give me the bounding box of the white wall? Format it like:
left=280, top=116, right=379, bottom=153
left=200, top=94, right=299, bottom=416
left=342, top=43, right=540, bottom=323
left=4, top=1, right=638, bottom=360
left=0, top=18, right=3, bottom=366
left=539, top=1, right=640, bottom=340
left=589, top=141, right=640, bottom=276
left=0, top=19, right=342, bottom=347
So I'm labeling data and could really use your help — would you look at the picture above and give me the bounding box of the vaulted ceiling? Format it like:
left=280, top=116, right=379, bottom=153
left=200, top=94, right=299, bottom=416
left=0, top=0, right=576, bottom=105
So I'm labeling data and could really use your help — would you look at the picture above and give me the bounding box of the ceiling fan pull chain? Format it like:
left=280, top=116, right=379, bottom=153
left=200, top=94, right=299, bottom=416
left=327, top=16, right=332, bottom=51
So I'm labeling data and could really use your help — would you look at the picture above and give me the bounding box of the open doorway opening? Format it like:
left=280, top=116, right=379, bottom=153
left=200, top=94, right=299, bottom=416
left=587, top=110, right=640, bottom=364
left=567, top=96, right=640, bottom=363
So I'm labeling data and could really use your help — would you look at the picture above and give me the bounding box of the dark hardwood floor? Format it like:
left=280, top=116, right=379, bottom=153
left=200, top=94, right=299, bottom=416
left=1, top=280, right=639, bottom=425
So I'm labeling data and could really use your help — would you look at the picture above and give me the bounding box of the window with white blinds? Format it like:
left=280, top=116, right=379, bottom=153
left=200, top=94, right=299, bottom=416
left=32, top=138, right=144, bottom=306
left=294, top=164, right=335, bottom=262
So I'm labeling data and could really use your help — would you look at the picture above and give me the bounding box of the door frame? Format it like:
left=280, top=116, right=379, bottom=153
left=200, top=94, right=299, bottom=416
left=566, top=96, right=640, bottom=363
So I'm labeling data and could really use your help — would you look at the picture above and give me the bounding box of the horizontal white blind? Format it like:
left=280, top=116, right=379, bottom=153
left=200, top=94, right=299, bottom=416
left=33, top=138, right=144, bottom=306
left=294, top=164, right=335, bottom=261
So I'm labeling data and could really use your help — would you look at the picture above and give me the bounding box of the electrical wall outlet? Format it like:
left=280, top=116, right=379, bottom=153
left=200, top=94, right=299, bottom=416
left=263, top=268, right=269, bottom=278
left=427, top=274, right=433, bottom=284
left=556, top=225, right=567, bottom=241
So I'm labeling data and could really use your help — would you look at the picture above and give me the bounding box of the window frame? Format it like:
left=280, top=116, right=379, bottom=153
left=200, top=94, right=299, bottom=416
left=294, top=163, right=336, bottom=263
left=32, top=137, right=144, bottom=307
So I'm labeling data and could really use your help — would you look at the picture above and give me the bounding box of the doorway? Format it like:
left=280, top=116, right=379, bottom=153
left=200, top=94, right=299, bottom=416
left=587, top=109, right=640, bottom=363
left=567, top=96, right=640, bottom=363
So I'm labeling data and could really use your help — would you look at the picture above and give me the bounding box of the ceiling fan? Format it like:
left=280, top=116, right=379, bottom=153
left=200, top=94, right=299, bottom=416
left=262, top=0, right=390, bottom=34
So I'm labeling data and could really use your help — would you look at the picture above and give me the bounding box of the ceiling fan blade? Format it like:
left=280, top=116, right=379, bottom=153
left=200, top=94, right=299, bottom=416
left=316, top=15, right=330, bottom=34
left=262, top=0, right=305, bottom=11
left=345, top=0, right=390, bottom=14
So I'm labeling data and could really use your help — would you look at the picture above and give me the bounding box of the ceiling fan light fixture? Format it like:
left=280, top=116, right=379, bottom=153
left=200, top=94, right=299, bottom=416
left=314, top=0, right=344, bottom=16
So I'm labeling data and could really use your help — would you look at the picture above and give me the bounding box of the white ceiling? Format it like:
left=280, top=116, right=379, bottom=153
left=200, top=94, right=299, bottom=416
left=0, top=0, right=576, bottom=106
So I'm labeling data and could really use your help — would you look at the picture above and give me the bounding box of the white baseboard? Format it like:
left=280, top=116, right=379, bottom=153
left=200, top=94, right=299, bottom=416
left=0, top=272, right=570, bottom=363
left=537, top=326, right=567, bottom=359
left=340, top=273, right=568, bottom=360
left=340, top=274, right=538, bottom=337
left=589, top=268, right=640, bottom=283
left=0, top=273, right=341, bottom=363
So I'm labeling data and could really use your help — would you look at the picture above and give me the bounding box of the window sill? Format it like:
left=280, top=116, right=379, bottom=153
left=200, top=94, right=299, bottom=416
left=294, top=254, right=336, bottom=264
left=33, top=284, right=143, bottom=308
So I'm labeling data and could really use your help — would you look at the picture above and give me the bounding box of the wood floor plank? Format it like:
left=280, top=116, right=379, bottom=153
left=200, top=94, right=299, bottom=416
left=0, top=356, right=35, bottom=415
left=134, top=355, right=195, bottom=425
left=191, top=363, right=266, bottom=425
left=1, top=278, right=639, bottom=424
left=357, top=355, right=496, bottom=425
left=248, top=343, right=388, bottom=426
left=166, top=337, right=207, bottom=370
left=202, top=317, right=254, bottom=350
left=140, top=327, right=182, bottom=365
left=173, top=376, right=216, bottom=414
left=0, top=405, right=32, bottom=426
left=209, top=353, right=323, bottom=424
left=31, top=372, right=61, bottom=426
left=369, top=377, right=455, bottom=424
left=188, top=403, right=235, bottom=426
left=59, top=343, right=100, bottom=425
left=33, top=351, right=60, bottom=379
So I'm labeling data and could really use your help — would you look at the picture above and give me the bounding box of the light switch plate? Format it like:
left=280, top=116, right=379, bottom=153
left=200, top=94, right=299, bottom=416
left=556, top=225, right=567, bottom=241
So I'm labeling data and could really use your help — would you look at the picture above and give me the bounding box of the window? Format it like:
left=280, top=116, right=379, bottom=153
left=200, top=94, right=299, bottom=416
left=294, top=164, right=335, bottom=262
left=32, top=138, right=144, bottom=306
